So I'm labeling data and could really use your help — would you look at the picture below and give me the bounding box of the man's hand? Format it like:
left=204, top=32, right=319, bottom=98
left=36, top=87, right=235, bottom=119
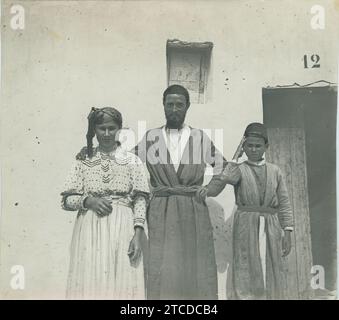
left=232, top=136, right=246, bottom=162
left=76, top=146, right=88, bottom=160
left=195, top=186, right=208, bottom=203
left=128, top=227, right=144, bottom=266
left=84, top=196, right=112, bottom=216
left=282, top=230, right=292, bottom=257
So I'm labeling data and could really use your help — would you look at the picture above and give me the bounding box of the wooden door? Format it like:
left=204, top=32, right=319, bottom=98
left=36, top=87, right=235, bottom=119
left=266, top=128, right=313, bottom=299
left=263, top=85, right=337, bottom=299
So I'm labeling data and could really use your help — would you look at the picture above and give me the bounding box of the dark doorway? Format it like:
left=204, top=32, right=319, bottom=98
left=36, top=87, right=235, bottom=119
left=263, top=85, right=337, bottom=296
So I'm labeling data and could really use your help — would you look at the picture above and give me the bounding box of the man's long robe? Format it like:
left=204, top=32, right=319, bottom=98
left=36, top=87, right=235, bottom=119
left=134, top=127, right=227, bottom=300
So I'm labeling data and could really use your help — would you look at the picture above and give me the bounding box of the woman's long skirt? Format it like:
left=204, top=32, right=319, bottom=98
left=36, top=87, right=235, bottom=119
left=66, top=203, right=145, bottom=299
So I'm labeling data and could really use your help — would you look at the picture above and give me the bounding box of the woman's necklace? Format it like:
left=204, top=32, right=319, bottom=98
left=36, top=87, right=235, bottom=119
left=98, top=144, right=118, bottom=158
left=98, top=144, right=119, bottom=184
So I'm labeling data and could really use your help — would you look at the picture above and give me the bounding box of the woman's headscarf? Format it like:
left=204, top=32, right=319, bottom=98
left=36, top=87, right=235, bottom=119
left=86, top=107, right=123, bottom=158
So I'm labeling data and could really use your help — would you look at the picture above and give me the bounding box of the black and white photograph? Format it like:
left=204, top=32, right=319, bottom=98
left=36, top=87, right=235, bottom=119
left=0, top=0, right=338, bottom=302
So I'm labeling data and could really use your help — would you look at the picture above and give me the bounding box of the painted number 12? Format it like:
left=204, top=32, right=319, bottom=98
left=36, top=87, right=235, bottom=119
left=303, top=54, right=320, bottom=68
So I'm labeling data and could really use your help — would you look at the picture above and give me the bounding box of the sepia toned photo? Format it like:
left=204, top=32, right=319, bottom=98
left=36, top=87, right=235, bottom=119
left=0, top=0, right=338, bottom=302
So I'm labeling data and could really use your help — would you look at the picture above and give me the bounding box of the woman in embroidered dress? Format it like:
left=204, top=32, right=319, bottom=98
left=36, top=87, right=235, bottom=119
left=61, top=107, right=150, bottom=299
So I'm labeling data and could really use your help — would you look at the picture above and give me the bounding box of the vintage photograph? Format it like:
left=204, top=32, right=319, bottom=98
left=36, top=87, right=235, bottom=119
left=0, top=0, right=338, bottom=300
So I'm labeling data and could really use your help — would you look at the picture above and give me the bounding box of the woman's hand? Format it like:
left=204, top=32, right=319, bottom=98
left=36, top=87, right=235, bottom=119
left=195, top=186, right=208, bottom=203
left=128, top=227, right=144, bottom=265
left=84, top=196, right=112, bottom=216
left=282, top=230, right=292, bottom=257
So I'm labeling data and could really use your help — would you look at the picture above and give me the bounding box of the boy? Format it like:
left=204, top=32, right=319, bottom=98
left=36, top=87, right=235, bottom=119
left=220, top=123, right=294, bottom=299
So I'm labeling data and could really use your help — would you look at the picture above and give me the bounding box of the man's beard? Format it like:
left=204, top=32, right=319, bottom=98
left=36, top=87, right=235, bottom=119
left=165, top=114, right=185, bottom=129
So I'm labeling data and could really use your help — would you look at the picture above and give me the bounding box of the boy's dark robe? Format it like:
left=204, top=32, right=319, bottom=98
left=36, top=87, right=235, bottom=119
left=221, top=161, right=294, bottom=299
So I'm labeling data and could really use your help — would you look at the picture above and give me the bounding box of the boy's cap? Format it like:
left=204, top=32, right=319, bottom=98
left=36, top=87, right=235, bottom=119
left=244, top=122, right=268, bottom=143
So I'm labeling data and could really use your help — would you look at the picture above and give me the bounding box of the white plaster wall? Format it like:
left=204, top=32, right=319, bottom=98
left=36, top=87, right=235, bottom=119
left=0, top=0, right=338, bottom=299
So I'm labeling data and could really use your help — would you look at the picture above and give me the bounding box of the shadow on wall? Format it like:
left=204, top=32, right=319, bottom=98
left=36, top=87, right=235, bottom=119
left=207, top=198, right=235, bottom=300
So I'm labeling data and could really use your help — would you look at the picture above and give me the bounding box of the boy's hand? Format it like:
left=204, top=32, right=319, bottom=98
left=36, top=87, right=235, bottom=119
left=76, top=146, right=88, bottom=160
left=282, top=230, right=292, bottom=257
left=195, top=186, right=208, bottom=203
